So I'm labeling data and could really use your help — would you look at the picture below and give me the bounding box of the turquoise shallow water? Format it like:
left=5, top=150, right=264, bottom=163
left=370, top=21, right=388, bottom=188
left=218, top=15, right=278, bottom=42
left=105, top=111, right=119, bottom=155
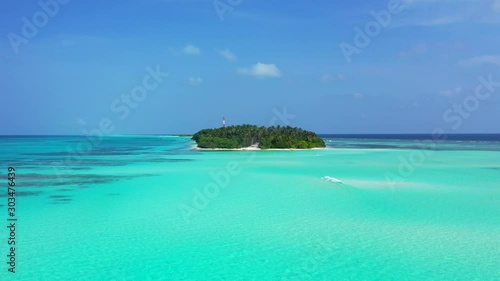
left=0, top=135, right=499, bottom=280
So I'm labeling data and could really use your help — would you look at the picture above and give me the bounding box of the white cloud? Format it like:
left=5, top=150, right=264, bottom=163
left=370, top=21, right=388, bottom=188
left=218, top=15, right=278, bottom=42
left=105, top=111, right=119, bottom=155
left=439, top=90, right=452, bottom=96
left=188, top=77, right=203, bottom=85
left=427, top=16, right=461, bottom=25
left=61, top=39, right=75, bottom=47
left=238, top=62, right=282, bottom=78
left=321, top=73, right=346, bottom=83
left=398, top=43, right=428, bottom=58
left=183, top=44, right=201, bottom=56
left=397, top=0, right=461, bottom=26
left=396, top=0, right=500, bottom=26
left=402, top=0, right=468, bottom=6
left=398, top=44, right=427, bottom=58
left=402, top=0, right=491, bottom=8
left=353, top=93, right=364, bottom=99
left=458, top=55, right=500, bottom=66
left=76, top=118, right=86, bottom=125
left=439, top=86, right=462, bottom=96
left=321, top=74, right=334, bottom=83
left=494, top=0, right=500, bottom=12
left=415, top=16, right=462, bottom=26
left=57, top=35, right=108, bottom=48
left=218, top=49, right=237, bottom=62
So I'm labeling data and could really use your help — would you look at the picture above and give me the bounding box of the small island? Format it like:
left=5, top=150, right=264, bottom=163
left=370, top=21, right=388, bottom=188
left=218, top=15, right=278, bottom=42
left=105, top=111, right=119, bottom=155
left=192, top=125, right=326, bottom=149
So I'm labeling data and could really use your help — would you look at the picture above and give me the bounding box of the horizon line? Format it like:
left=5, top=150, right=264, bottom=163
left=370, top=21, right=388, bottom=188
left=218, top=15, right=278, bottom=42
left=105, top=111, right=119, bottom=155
left=2, top=133, right=500, bottom=137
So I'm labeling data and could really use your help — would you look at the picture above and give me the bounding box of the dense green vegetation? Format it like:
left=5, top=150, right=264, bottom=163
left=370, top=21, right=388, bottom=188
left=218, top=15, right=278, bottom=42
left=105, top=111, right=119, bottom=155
left=192, top=125, right=326, bottom=149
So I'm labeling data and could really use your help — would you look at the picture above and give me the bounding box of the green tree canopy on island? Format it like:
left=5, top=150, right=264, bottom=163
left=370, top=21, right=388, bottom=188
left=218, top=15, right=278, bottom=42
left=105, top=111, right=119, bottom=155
left=192, top=125, right=326, bottom=149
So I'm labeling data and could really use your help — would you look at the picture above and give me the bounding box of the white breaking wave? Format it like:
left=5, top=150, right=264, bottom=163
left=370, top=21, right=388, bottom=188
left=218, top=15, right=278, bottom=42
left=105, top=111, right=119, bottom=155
left=322, top=176, right=344, bottom=184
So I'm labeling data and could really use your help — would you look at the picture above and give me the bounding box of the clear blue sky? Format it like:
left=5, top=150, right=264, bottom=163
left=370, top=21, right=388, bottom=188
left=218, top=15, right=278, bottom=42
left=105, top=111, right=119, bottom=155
left=1, top=0, right=500, bottom=135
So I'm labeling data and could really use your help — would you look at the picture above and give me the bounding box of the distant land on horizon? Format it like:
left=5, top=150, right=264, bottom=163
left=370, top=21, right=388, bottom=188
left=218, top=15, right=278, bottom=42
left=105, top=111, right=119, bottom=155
left=192, top=125, right=326, bottom=149
left=1, top=134, right=500, bottom=139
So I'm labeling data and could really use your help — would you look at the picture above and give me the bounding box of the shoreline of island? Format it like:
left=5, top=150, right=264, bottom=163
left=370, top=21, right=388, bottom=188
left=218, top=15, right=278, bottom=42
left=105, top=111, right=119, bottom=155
left=191, top=144, right=327, bottom=151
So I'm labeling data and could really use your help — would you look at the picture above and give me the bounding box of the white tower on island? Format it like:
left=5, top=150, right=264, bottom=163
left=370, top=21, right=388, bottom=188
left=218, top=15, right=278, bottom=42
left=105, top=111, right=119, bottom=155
left=222, top=116, right=226, bottom=128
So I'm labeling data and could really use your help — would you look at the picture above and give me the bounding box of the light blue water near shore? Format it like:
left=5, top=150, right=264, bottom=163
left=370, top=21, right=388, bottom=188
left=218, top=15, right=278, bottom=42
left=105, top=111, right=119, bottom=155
left=0, top=135, right=499, bottom=280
